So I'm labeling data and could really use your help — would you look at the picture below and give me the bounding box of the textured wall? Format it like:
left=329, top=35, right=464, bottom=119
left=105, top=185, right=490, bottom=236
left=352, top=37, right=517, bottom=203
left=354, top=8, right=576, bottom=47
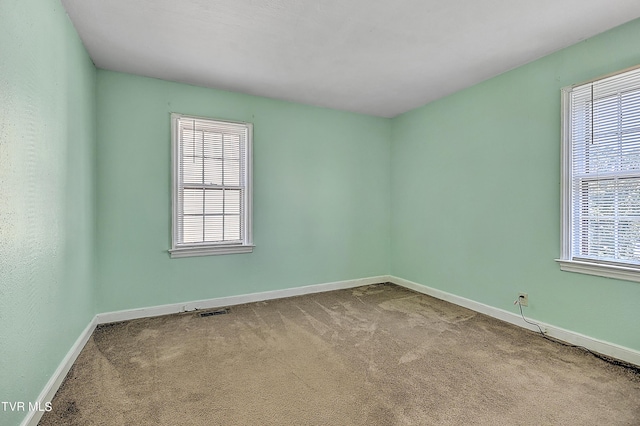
left=391, top=18, right=640, bottom=351
left=0, top=1, right=96, bottom=425
left=95, top=71, right=391, bottom=313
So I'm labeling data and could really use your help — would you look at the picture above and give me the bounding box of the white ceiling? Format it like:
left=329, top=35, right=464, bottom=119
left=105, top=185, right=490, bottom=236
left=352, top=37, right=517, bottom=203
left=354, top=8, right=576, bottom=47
left=61, top=0, right=640, bottom=118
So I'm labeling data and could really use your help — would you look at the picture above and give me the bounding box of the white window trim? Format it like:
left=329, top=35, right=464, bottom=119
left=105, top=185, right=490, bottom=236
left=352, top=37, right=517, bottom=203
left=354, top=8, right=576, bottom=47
left=556, top=258, right=640, bottom=283
left=169, top=244, right=254, bottom=258
left=169, top=113, right=254, bottom=258
left=557, top=65, right=640, bottom=283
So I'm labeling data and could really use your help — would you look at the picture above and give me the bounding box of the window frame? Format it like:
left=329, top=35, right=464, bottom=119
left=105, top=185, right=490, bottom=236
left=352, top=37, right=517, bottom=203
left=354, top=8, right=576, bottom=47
left=169, top=113, right=254, bottom=258
left=557, top=65, right=640, bottom=282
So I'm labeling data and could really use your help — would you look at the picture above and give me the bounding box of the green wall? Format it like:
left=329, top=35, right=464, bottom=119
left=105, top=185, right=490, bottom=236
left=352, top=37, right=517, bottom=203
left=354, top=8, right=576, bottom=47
left=391, top=18, right=640, bottom=351
left=0, top=1, right=96, bottom=425
left=95, top=71, right=391, bottom=313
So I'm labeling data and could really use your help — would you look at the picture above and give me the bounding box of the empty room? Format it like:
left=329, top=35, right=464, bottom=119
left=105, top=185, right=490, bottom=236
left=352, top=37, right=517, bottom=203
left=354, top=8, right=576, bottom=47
left=2, top=0, right=640, bottom=425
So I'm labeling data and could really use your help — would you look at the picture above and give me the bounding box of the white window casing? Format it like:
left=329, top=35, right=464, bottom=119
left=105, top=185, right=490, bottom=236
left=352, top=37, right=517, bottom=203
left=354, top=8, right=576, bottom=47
left=169, top=113, right=253, bottom=258
left=558, top=65, right=640, bottom=282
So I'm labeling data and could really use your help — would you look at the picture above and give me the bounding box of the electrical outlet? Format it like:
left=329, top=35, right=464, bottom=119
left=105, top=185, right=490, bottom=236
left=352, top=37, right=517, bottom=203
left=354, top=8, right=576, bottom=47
left=518, top=292, right=528, bottom=307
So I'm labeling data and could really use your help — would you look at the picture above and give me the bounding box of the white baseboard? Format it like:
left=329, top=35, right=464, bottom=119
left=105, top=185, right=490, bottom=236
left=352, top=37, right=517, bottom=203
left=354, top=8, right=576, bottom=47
left=390, top=275, right=640, bottom=367
left=21, top=316, right=97, bottom=426
left=96, top=275, right=391, bottom=324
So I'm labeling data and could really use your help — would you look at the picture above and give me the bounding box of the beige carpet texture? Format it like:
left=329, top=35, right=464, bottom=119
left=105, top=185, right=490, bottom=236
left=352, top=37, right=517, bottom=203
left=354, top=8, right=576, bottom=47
left=40, top=283, right=640, bottom=425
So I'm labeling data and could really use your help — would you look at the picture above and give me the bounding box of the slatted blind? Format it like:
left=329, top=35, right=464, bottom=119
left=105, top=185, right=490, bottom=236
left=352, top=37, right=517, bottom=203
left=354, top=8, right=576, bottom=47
left=568, top=67, right=640, bottom=266
left=174, top=115, right=249, bottom=247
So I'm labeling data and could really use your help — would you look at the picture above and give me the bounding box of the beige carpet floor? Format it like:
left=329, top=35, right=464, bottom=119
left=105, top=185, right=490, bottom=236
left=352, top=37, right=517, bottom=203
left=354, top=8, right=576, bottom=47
left=40, top=283, right=640, bottom=425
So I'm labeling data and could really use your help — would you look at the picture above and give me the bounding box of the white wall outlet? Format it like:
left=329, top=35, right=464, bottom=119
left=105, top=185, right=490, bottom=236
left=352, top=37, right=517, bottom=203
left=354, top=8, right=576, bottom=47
left=518, top=292, right=528, bottom=307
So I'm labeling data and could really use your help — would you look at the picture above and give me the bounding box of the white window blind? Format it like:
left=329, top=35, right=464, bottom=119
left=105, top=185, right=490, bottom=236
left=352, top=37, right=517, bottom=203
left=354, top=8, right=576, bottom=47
left=170, top=114, right=253, bottom=258
left=561, top=66, right=640, bottom=276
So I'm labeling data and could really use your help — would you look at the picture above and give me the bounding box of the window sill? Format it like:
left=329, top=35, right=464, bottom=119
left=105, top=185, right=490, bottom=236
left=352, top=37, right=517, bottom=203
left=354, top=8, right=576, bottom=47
left=169, top=244, right=254, bottom=258
left=556, top=259, right=640, bottom=283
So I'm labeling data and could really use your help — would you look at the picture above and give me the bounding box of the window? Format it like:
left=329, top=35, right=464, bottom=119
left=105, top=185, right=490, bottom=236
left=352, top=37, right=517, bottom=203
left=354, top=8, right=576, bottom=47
left=558, top=65, right=640, bottom=282
left=170, top=113, right=253, bottom=258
